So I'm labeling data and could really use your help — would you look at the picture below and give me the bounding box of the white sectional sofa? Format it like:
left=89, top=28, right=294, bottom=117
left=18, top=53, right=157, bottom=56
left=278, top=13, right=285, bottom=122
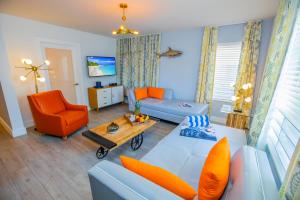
left=128, top=88, right=208, bottom=123
left=88, top=123, right=279, bottom=200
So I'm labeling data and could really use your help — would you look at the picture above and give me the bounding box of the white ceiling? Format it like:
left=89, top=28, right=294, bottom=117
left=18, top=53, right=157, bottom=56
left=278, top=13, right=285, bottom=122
left=0, top=0, right=279, bottom=37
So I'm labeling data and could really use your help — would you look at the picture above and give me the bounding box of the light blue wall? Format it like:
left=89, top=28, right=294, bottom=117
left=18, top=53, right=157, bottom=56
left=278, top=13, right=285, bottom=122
left=158, top=28, right=204, bottom=100
left=158, top=19, right=273, bottom=121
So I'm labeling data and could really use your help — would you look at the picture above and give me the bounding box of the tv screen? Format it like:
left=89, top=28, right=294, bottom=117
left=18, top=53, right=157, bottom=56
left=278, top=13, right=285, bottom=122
left=87, top=56, right=116, bottom=77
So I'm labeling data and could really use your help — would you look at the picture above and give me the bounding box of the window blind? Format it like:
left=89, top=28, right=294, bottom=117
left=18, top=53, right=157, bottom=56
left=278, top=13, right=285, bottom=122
left=262, top=11, right=300, bottom=183
left=213, top=42, right=242, bottom=102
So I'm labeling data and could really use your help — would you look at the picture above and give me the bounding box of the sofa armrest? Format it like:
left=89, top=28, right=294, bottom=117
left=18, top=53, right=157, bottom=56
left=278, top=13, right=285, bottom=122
left=65, top=103, right=88, bottom=112
left=88, top=161, right=182, bottom=200
left=222, top=146, right=279, bottom=200
left=36, top=113, right=65, bottom=134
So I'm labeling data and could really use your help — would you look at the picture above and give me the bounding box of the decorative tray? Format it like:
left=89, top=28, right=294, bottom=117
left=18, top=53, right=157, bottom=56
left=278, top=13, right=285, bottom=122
left=124, top=113, right=150, bottom=126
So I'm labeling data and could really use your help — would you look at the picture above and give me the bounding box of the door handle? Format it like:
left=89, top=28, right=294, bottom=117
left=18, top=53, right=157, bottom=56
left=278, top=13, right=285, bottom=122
left=74, top=83, right=79, bottom=86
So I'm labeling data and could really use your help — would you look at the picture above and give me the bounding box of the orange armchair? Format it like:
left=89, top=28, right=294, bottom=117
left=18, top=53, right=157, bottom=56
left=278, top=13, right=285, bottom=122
left=28, top=90, right=88, bottom=139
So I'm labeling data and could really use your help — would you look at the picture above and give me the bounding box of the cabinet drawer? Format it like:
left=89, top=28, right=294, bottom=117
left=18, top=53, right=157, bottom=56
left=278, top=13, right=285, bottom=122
left=97, top=88, right=111, bottom=96
left=99, top=93, right=111, bottom=101
left=99, top=99, right=111, bottom=108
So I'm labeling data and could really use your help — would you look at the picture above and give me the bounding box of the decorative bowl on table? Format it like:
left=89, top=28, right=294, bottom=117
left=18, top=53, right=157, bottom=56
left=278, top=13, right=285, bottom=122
left=107, top=122, right=119, bottom=133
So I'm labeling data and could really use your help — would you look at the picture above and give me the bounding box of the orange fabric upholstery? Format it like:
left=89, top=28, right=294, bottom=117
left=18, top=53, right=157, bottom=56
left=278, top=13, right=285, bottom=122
left=120, top=156, right=197, bottom=200
left=147, top=87, right=165, bottom=100
left=134, top=88, right=148, bottom=100
left=34, top=91, right=66, bottom=114
left=198, top=137, right=231, bottom=200
left=56, top=110, right=87, bottom=125
left=27, top=90, right=88, bottom=138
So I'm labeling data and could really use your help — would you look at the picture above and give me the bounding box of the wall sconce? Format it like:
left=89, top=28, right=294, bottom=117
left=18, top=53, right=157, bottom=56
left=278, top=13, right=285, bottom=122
left=16, top=58, right=50, bottom=94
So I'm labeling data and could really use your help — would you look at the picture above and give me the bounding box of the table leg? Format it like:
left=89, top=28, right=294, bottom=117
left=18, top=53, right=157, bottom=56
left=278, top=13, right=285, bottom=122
left=96, top=146, right=108, bottom=159
left=131, top=133, right=144, bottom=151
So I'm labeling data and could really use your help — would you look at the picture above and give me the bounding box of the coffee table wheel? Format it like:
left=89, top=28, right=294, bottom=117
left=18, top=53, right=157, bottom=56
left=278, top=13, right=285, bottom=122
left=96, top=146, right=108, bottom=159
left=131, top=134, right=143, bottom=151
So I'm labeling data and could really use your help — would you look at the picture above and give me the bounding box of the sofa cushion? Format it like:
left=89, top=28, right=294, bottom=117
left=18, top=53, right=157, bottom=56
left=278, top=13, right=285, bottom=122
left=57, top=110, right=86, bottom=125
left=147, top=87, right=165, bottom=100
left=140, top=98, right=208, bottom=117
left=120, top=156, right=197, bottom=200
left=198, top=137, right=230, bottom=200
left=34, top=91, right=66, bottom=114
left=135, top=88, right=148, bottom=100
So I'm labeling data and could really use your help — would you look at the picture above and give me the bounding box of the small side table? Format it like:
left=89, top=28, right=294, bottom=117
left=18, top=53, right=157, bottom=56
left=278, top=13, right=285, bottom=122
left=226, top=112, right=250, bottom=130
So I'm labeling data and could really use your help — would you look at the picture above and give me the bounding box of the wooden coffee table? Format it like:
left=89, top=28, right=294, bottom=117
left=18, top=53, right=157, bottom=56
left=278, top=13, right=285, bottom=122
left=82, top=115, right=156, bottom=159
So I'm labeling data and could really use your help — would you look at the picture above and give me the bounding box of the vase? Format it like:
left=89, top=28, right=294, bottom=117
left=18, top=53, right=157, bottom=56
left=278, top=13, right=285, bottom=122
left=134, top=101, right=141, bottom=115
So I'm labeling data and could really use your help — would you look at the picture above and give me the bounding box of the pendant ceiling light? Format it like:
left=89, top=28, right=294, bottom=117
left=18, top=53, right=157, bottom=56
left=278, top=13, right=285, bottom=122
left=112, top=3, right=139, bottom=36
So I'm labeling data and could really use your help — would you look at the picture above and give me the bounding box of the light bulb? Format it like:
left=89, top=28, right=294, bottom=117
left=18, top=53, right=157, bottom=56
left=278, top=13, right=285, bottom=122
left=44, top=60, right=50, bottom=66
left=37, top=77, right=46, bottom=82
left=242, top=84, right=249, bottom=90
left=112, top=31, right=117, bottom=35
left=25, top=59, right=32, bottom=65
left=133, top=31, right=139, bottom=35
left=245, top=97, right=252, bottom=103
left=120, top=25, right=124, bottom=30
left=20, top=75, right=27, bottom=81
left=21, top=58, right=27, bottom=64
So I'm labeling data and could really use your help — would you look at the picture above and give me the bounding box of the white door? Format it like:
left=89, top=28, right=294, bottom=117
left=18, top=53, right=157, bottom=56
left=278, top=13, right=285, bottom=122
left=45, top=48, right=78, bottom=103
left=112, top=86, right=124, bottom=104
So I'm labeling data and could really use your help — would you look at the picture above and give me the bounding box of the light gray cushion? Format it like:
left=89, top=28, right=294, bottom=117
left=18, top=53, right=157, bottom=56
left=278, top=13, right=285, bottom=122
left=140, top=98, right=208, bottom=117
left=141, top=123, right=246, bottom=190
left=163, top=88, right=173, bottom=100
left=222, top=146, right=279, bottom=200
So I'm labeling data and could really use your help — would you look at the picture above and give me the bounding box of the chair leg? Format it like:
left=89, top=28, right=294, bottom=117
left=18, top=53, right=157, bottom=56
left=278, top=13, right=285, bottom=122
left=62, top=136, right=67, bottom=140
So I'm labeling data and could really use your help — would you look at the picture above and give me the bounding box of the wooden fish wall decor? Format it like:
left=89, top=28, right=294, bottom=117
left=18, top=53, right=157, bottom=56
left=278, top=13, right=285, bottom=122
left=157, top=47, right=183, bottom=58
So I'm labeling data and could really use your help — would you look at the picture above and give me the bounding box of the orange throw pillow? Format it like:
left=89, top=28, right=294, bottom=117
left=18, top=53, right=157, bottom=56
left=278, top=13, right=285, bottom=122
left=120, top=156, right=197, bottom=200
left=147, top=87, right=165, bottom=100
left=134, top=88, right=148, bottom=100
left=198, top=137, right=231, bottom=200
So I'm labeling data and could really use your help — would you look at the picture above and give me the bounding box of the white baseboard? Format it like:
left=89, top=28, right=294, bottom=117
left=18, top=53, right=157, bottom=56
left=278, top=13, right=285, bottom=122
left=0, top=117, right=27, bottom=137
left=210, top=116, right=226, bottom=125
left=12, top=127, right=27, bottom=137
left=24, top=119, right=34, bottom=128
left=0, top=117, right=12, bottom=135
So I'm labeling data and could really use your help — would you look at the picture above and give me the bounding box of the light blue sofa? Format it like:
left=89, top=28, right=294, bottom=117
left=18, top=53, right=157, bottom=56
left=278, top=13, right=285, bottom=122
left=128, top=88, right=209, bottom=123
left=88, top=123, right=279, bottom=200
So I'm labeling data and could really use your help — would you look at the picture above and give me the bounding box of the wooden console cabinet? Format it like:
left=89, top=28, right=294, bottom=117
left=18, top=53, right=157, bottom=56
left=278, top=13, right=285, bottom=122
left=88, top=85, right=124, bottom=111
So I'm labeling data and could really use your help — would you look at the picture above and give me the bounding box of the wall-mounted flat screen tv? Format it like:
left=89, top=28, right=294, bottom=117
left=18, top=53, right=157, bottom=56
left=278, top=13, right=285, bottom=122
left=87, top=56, right=116, bottom=77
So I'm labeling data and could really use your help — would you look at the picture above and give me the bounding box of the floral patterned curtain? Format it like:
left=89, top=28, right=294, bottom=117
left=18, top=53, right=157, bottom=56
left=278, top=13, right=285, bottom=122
left=195, top=27, right=218, bottom=115
left=116, top=34, right=161, bottom=88
left=248, top=0, right=299, bottom=146
left=229, top=21, right=262, bottom=128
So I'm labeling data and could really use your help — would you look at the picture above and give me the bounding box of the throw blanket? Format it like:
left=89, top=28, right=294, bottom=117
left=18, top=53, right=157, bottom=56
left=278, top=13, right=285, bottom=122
left=185, top=115, right=210, bottom=127
left=180, top=127, right=217, bottom=141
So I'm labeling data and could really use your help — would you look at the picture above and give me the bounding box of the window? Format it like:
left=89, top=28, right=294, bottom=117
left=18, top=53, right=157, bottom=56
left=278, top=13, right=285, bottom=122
left=213, top=42, right=242, bottom=102
left=261, top=11, right=300, bottom=184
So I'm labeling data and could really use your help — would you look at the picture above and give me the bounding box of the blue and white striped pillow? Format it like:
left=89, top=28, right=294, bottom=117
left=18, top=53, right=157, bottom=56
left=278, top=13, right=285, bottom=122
left=186, top=115, right=210, bottom=128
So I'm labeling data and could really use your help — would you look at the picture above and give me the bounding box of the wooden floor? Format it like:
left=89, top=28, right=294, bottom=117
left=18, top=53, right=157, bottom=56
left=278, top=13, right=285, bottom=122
left=0, top=104, right=176, bottom=200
